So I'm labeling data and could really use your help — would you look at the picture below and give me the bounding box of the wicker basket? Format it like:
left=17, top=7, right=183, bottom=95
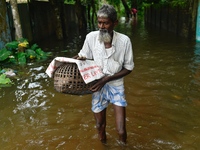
left=53, top=62, right=96, bottom=95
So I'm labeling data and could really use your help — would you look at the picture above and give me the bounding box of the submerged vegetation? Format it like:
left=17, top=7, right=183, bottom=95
left=0, top=74, right=13, bottom=87
left=0, top=38, right=51, bottom=87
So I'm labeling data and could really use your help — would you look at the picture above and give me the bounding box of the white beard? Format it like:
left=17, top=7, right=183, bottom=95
left=99, top=29, right=112, bottom=43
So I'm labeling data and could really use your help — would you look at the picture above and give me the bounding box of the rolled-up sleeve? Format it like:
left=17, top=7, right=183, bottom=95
left=123, top=38, right=134, bottom=71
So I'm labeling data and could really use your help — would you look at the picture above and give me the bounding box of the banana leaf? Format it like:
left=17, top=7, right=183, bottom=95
left=0, top=48, right=12, bottom=61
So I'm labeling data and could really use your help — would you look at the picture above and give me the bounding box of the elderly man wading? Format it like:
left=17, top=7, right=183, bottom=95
left=73, top=4, right=134, bottom=145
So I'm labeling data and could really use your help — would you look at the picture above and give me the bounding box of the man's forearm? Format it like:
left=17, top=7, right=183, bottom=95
left=104, top=68, right=132, bottom=83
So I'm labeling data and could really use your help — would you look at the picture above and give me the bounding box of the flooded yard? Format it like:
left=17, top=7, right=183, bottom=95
left=0, top=18, right=200, bottom=149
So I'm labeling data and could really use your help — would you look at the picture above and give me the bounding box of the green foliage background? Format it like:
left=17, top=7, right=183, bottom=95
left=0, top=38, right=51, bottom=65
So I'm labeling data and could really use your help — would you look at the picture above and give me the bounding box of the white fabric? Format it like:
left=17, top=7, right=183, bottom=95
left=45, top=57, right=105, bottom=84
left=78, top=30, right=134, bottom=86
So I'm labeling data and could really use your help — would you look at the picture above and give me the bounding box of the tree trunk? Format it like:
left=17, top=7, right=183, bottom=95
left=131, top=0, right=138, bottom=8
left=27, top=0, right=35, bottom=40
left=49, top=0, right=63, bottom=40
left=10, top=0, right=23, bottom=40
left=0, top=0, right=11, bottom=49
left=91, top=0, right=96, bottom=30
left=75, top=0, right=87, bottom=33
left=87, top=4, right=91, bottom=29
left=121, top=0, right=131, bottom=19
left=188, top=0, right=198, bottom=39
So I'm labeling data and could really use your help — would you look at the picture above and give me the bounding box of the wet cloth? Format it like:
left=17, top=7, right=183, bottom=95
left=91, top=84, right=127, bottom=113
left=45, top=57, right=105, bottom=84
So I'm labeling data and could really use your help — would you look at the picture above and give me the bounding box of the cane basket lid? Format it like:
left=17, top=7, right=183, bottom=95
left=53, top=63, right=96, bottom=95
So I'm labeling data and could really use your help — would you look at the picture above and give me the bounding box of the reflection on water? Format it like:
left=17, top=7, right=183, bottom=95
left=0, top=18, right=200, bottom=149
left=192, top=43, right=200, bottom=85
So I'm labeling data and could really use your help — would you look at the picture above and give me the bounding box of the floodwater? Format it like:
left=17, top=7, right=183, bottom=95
left=0, top=17, right=200, bottom=150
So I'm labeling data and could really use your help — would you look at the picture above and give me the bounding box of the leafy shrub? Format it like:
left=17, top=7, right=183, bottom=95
left=0, top=38, right=51, bottom=65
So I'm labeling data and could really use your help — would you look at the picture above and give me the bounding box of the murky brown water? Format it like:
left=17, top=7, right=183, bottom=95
left=1, top=18, right=200, bottom=149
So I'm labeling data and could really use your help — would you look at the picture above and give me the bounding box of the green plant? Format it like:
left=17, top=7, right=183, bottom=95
left=0, top=74, right=13, bottom=87
left=0, top=38, right=51, bottom=65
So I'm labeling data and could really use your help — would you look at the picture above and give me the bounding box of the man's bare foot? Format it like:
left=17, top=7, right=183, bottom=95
left=99, top=132, right=107, bottom=144
left=100, top=138, right=107, bottom=144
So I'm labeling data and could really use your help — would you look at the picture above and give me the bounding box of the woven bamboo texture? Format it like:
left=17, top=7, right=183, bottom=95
left=54, top=63, right=95, bottom=95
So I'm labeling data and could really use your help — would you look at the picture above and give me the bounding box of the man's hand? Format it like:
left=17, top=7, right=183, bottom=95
left=89, top=76, right=109, bottom=92
left=89, top=68, right=132, bottom=92
left=72, top=55, right=86, bottom=60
